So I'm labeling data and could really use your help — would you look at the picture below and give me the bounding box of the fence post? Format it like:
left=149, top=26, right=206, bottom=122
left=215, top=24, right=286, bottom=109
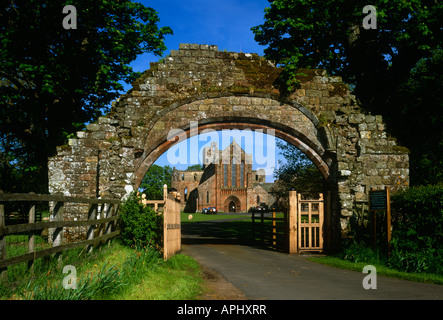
left=272, top=210, right=276, bottom=249
left=288, top=191, right=298, bottom=254
left=52, top=201, right=64, bottom=266
left=369, top=188, right=377, bottom=249
left=0, top=195, right=7, bottom=281
left=105, top=203, right=114, bottom=247
left=251, top=210, right=255, bottom=244
left=87, top=204, right=97, bottom=253
left=163, top=184, right=168, bottom=201
left=28, top=199, right=36, bottom=274
left=386, top=186, right=392, bottom=255
left=260, top=209, right=264, bottom=247
left=319, top=193, right=324, bottom=250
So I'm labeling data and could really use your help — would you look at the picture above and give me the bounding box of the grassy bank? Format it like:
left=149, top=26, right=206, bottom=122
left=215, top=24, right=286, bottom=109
left=108, top=249, right=203, bottom=300
left=308, top=254, right=443, bottom=285
left=0, top=241, right=205, bottom=300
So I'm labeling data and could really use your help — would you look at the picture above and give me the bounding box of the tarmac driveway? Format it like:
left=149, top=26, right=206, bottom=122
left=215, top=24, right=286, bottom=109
left=181, top=218, right=443, bottom=300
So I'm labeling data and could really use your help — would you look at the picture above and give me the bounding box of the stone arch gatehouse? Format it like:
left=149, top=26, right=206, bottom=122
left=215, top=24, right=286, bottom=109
left=48, top=43, right=409, bottom=248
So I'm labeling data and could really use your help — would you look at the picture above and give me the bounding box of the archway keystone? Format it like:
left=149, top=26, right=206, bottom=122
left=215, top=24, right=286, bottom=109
left=48, top=43, right=409, bottom=247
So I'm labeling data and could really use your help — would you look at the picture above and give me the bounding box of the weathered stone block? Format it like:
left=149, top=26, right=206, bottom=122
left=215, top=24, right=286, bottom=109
left=348, top=113, right=365, bottom=124
left=86, top=123, right=101, bottom=131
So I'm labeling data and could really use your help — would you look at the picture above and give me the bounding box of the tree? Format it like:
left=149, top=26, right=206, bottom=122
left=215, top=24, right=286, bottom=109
left=186, top=164, right=203, bottom=171
left=389, top=48, right=443, bottom=185
left=139, top=165, right=173, bottom=200
left=0, top=0, right=172, bottom=192
left=252, top=0, right=443, bottom=185
left=271, top=140, right=325, bottom=207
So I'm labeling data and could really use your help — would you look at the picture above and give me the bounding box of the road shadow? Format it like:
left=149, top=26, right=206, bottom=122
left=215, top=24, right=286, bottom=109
left=181, top=216, right=288, bottom=253
left=181, top=218, right=255, bottom=246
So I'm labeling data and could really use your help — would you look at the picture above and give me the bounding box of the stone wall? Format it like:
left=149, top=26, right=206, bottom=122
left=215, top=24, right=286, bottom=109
left=48, top=43, right=409, bottom=245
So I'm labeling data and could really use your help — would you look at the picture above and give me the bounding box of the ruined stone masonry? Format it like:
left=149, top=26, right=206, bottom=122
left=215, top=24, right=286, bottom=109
left=48, top=43, right=409, bottom=246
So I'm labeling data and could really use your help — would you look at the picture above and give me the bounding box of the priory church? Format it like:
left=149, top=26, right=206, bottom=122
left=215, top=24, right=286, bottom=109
left=171, top=140, right=275, bottom=213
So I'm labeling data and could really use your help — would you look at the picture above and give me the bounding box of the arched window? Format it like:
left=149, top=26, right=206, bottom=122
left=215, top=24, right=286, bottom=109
left=231, top=164, right=237, bottom=187
left=206, top=191, right=210, bottom=204
left=184, top=188, right=188, bottom=201
left=223, top=164, right=228, bottom=186
left=257, top=196, right=260, bottom=205
left=181, top=174, right=184, bottom=181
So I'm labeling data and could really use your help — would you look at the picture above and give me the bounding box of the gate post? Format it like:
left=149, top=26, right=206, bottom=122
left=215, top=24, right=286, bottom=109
left=0, top=195, right=7, bottom=281
left=288, top=191, right=298, bottom=254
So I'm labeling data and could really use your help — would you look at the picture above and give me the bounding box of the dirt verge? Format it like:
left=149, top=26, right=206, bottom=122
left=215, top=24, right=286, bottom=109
left=197, top=263, right=247, bottom=300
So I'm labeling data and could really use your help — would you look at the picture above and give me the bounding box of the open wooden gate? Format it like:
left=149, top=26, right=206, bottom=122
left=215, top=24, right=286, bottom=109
left=288, top=191, right=325, bottom=253
left=162, top=187, right=181, bottom=260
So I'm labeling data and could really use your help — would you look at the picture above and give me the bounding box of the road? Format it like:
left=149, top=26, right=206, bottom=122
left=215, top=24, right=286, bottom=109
left=181, top=217, right=443, bottom=300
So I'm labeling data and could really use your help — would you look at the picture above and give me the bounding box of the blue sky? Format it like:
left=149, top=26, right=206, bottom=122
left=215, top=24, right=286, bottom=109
left=128, top=0, right=270, bottom=75
left=128, top=0, right=286, bottom=182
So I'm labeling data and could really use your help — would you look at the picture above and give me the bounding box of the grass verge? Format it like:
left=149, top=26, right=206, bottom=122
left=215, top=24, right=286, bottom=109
left=108, top=251, right=204, bottom=300
left=0, top=240, right=205, bottom=300
left=307, top=255, right=443, bottom=285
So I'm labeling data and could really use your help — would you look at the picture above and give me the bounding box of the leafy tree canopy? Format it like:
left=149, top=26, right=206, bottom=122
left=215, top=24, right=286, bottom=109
left=252, top=0, right=442, bottom=185
left=0, top=0, right=172, bottom=192
left=186, top=164, right=203, bottom=171
left=271, top=140, right=324, bottom=203
left=139, top=165, right=173, bottom=200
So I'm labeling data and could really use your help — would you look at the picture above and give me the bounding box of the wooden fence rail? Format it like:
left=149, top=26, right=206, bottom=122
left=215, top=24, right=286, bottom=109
left=0, top=193, right=121, bottom=280
left=251, top=210, right=289, bottom=252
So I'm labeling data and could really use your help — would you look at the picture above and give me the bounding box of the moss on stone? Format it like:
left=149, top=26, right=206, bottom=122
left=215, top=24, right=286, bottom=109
left=59, top=144, right=71, bottom=151
left=329, top=83, right=348, bottom=97
left=234, top=59, right=283, bottom=93
left=107, top=136, right=120, bottom=143
left=392, top=145, right=411, bottom=154
left=294, top=68, right=319, bottom=83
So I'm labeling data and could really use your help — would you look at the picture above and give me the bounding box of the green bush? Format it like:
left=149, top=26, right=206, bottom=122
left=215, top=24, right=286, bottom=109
left=340, top=184, right=443, bottom=275
left=341, top=241, right=386, bottom=265
left=389, top=184, right=443, bottom=274
left=117, top=193, right=163, bottom=248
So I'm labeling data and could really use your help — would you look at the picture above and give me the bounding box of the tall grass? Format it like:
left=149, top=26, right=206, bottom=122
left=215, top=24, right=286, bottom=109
left=1, top=240, right=204, bottom=300
left=21, top=262, right=125, bottom=300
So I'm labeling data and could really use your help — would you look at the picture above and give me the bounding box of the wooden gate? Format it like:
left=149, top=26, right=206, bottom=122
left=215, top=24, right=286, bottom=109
left=163, top=189, right=181, bottom=260
left=251, top=209, right=288, bottom=252
left=297, top=193, right=324, bottom=252
left=287, top=191, right=325, bottom=253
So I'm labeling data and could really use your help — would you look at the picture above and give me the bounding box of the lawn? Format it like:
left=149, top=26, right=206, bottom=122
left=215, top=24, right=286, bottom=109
left=181, top=211, right=251, bottom=222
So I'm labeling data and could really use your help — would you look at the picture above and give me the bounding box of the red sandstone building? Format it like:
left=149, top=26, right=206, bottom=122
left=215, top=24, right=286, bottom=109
left=171, top=140, right=275, bottom=213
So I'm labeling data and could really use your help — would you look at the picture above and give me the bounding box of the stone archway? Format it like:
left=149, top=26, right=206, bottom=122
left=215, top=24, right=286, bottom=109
left=48, top=43, right=409, bottom=248
left=224, top=196, right=241, bottom=213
